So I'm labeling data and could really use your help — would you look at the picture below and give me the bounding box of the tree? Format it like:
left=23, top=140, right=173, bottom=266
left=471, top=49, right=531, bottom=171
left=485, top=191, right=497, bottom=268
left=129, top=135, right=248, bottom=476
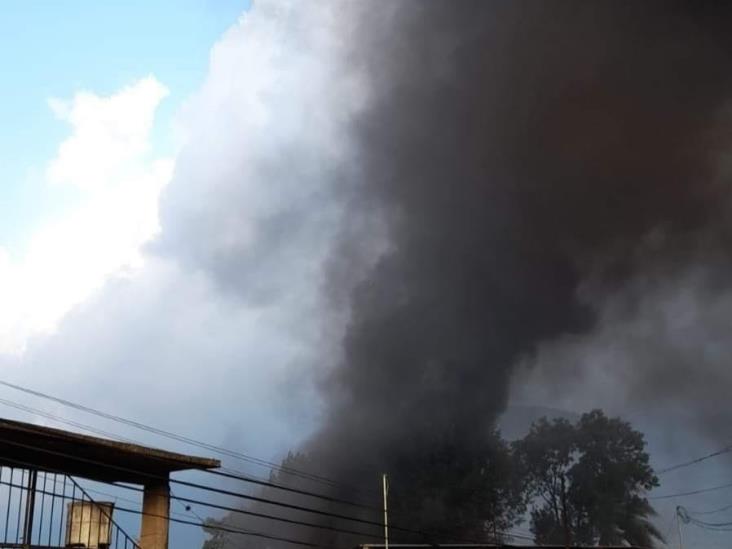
left=386, top=429, right=528, bottom=543
left=202, top=438, right=529, bottom=549
left=513, top=410, right=662, bottom=547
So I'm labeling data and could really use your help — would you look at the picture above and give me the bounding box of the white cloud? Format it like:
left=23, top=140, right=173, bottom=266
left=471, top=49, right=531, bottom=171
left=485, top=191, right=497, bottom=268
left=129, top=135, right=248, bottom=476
left=0, top=77, right=172, bottom=354
left=155, top=0, right=365, bottom=306
left=46, top=76, right=169, bottom=190
left=0, top=7, right=363, bottom=524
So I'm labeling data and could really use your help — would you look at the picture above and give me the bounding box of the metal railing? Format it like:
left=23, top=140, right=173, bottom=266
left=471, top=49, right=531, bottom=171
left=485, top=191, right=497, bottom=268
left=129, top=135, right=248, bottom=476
left=0, top=466, right=140, bottom=549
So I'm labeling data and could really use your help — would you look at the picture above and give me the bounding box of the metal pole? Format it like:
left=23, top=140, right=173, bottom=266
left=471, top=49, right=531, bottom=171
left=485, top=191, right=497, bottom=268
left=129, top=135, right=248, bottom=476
left=382, top=474, right=389, bottom=549
left=676, top=512, right=683, bottom=549
left=22, top=469, right=37, bottom=548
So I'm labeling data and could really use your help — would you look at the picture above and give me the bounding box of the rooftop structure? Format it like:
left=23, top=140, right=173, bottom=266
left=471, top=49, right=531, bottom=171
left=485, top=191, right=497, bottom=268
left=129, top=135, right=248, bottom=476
left=0, top=417, right=220, bottom=549
left=0, top=417, right=219, bottom=484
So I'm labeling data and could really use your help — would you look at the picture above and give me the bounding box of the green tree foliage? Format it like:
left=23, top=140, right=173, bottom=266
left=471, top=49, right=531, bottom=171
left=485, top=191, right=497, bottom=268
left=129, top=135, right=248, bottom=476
left=386, top=429, right=527, bottom=543
left=202, top=412, right=661, bottom=549
left=201, top=440, right=527, bottom=549
left=513, top=410, right=662, bottom=547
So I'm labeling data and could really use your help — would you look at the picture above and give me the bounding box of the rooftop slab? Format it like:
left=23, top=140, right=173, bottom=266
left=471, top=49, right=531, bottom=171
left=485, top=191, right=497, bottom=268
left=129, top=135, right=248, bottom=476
left=0, top=417, right=220, bottom=484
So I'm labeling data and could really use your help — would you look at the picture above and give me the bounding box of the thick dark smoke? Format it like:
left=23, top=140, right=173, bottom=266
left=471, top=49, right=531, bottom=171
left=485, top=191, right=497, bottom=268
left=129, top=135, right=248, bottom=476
left=303, top=0, right=732, bottom=540
left=212, top=2, right=732, bottom=547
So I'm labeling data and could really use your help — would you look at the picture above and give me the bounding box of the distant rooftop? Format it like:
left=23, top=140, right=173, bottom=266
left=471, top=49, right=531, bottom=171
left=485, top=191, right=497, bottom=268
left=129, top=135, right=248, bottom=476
left=0, top=417, right=220, bottom=484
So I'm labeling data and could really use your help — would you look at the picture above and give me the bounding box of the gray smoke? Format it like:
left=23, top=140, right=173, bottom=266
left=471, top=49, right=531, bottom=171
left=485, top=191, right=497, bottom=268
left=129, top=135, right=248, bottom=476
left=190, top=3, right=732, bottom=547
left=302, top=0, right=732, bottom=532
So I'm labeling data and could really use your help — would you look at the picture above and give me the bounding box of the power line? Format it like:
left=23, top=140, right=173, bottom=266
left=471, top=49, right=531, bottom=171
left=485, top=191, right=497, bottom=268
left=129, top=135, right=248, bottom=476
left=128, top=483, right=534, bottom=545
left=657, top=444, right=732, bottom=475
left=0, top=477, right=328, bottom=549
left=0, top=438, right=536, bottom=545
left=0, top=397, right=537, bottom=545
left=84, top=479, right=384, bottom=541
left=126, top=482, right=535, bottom=545
left=0, top=393, right=662, bottom=547
left=688, top=522, right=732, bottom=532
left=36, top=472, right=209, bottom=523
left=0, top=378, right=380, bottom=499
left=0, top=380, right=542, bottom=545
left=0, top=437, right=389, bottom=532
left=0, top=439, right=427, bottom=540
left=0, top=391, right=450, bottom=535
left=686, top=502, right=732, bottom=516
left=651, top=481, right=732, bottom=500
left=171, top=487, right=208, bottom=523
left=0, top=453, right=381, bottom=543
left=0, top=397, right=139, bottom=444
left=117, top=506, right=335, bottom=549
left=0, top=394, right=377, bottom=512
left=678, top=508, right=732, bottom=533
left=688, top=518, right=732, bottom=528
left=14, top=471, right=383, bottom=542
left=208, top=468, right=380, bottom=511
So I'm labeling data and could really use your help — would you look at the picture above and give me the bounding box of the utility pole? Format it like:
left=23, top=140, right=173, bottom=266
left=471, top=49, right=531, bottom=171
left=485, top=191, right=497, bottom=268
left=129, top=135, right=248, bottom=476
left=382, top=473, right=389, bottom=549
left=676, top=507, right=684, bottom=549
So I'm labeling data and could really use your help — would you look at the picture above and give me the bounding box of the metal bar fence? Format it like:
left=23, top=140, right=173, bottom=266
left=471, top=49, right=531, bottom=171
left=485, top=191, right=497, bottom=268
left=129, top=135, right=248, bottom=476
left=0, top=466, right=140, bottom=549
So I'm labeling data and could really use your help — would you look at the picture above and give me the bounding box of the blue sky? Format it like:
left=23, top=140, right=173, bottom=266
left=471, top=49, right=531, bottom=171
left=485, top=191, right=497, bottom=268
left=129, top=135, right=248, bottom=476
left=0, top=0, right=248, bottom=251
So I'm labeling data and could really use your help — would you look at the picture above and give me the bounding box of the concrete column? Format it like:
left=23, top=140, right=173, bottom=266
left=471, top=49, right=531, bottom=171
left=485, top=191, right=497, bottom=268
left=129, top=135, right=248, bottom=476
left=140, top=478, right=170, bottom=549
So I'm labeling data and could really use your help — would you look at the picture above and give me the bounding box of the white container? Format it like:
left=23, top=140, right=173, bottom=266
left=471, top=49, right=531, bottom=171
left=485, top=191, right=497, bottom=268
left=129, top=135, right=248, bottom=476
left=65, top=501, right=114, bottom=548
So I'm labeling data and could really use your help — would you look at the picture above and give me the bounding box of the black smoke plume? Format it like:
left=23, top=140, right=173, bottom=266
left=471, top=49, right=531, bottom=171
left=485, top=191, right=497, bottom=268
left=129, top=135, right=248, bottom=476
left=311, top=0, right=732, bottom=539
left=215, top=2, right=732, bottom=546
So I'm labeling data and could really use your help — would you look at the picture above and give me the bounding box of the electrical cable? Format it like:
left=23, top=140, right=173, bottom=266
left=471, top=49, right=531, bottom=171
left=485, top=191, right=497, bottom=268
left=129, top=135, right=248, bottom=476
left=208, top=468, right=381, bottom=511
left=0, top=400, right=538, bottom=544
left=0, top=477, right=329, bottom=549
left=681, top=510, right=732, bottom=533
left=0, top=438, right=388, bottom=531
left=0, top=381, right=544, bottom=544
left=170, top=487, right=208, bottom=523
left=0, top=441, right=535, bottom=544
left=0, top=393, right=460, bottom=537
left=134, top=481, right=536, bottom=544
left=37, top=472, right=206, bottom=523
left=689, top=518, right=732, bottom=528
left=0, top=397, right=139, bottom=444
left=11, top=470, right=383, bottom=542
left=0, top=378, right=380, bottom=498
left=118, top=506, right=334, bottom=549
left=79, top=479, right=385, bottom=541
left=0, top=391, right=378, bottom=510
left=657, top=444, right=732, bottom=475
left=651, top=480, right=732, bottom=500
left=686, top=502, right=732, bottom=516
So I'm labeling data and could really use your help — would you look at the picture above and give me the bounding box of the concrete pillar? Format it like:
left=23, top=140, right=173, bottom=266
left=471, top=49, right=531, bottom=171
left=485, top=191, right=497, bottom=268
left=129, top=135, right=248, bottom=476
left=140, top=478, right=170, bottom=549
